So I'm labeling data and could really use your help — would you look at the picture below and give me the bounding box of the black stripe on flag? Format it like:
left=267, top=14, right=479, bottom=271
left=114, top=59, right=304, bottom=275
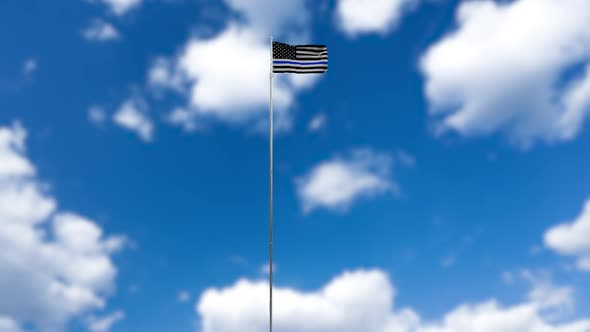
left=296, top=56, right=328, bottom=60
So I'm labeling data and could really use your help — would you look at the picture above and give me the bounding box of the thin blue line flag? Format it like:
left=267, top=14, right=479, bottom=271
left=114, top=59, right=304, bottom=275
left=272, top=42, right=328, bottom=74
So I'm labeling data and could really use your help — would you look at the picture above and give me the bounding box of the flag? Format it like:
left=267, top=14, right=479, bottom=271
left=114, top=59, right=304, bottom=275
left=272, top=41, right=328, bottom=74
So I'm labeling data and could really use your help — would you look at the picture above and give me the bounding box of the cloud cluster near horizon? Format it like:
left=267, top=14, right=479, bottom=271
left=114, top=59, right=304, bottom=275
left=0, top=123, right=125, bottom=331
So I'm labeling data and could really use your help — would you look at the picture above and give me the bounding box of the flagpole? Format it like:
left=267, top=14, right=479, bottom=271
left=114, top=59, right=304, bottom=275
left=268, top=35, right=274, bottom=332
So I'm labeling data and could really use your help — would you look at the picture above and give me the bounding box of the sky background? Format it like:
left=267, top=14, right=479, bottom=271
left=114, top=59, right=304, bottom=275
left=1, top=0, right=590, bottom=332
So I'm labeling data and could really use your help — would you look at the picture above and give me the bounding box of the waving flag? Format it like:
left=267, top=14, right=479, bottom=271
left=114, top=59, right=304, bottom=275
left=272, top=41, right=328, bottom=74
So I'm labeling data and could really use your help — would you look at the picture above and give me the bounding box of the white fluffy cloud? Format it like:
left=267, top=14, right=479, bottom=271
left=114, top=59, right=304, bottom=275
left=416, top=302, right=590, bottom=332
left=296, top=149, right=395, bottom=213
left=99, top=0, right=141, bottom=16
left=113, top=98, right=154, bottom=142
left=0, top=123, right=125, bottom=331
left=83, top=20, right=120, bottom=42
left=196, top=269, right=590, bottom=332
left=544, top=199, right=590, bottom=272
left=148, top=0, right=323, bottom=132
left=0, top=124, right=34, bottom=177
left=336, top=0, right=417, bottom=36
left=420, top=0, right=590, bottom=147
left=178, top=25, right=289, bottom=118
left=197, top=270, right=415, bottom=332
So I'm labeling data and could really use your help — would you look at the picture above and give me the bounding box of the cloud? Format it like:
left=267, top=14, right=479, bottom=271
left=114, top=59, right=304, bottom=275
left=87, top=310, right=125, bottom=332
left=157, top=24, right=309, bottom=126
left=147, top=0, right=324, bottom=133
left=0, top=122, right=125, bottom=331
left=520, top=270, right=575, bottom=321
left=416, top=302, right=590, bottom=332
left=113, top=97, right=154, bottom=142
left=420, top=0, right=590, bottom=147
left=178, top=25, right=283, bottom=118
left=23, top=58, right=37, bottom=76
left=0, top=317, right=22, bottom=332
left=222, top=0, right=309, bottom=36
left=544, top=199, right=590, bottom=272
left=148, top=57, right=186, bottom=94
left=83, top=20, right=120, bottom=42
left=195, top=269, right=590, bottom=332
left=99, top=0, right=142, bottom=16
left=336, top=0, right=418, bottom=37
left=88, top=106, right=108, bottom=126
left=308, top=113, right=327, bottom=132
left=197, top=270, right=414, bottom=332
left=166, top=107, right=200, bottom=133
left=561, top=64, right=590, bottom=139
left=0, top=123, right=34, bottom=177
left=296, top=149, right=395, bottom=213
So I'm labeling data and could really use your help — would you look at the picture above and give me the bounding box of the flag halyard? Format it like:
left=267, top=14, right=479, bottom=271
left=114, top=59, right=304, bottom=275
left=272, top=41, right=328, bottom=74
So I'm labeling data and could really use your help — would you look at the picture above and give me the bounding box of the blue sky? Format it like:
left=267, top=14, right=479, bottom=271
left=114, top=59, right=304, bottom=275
left=1, top=0, right=590, bottom=332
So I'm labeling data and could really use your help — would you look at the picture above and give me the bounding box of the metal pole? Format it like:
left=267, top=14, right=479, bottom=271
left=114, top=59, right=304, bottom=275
left=269, top=35, right=274, bottom=332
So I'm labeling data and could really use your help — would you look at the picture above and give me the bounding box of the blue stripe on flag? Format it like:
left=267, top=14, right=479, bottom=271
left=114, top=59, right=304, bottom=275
left=273, top=60, right=328, bottom=65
